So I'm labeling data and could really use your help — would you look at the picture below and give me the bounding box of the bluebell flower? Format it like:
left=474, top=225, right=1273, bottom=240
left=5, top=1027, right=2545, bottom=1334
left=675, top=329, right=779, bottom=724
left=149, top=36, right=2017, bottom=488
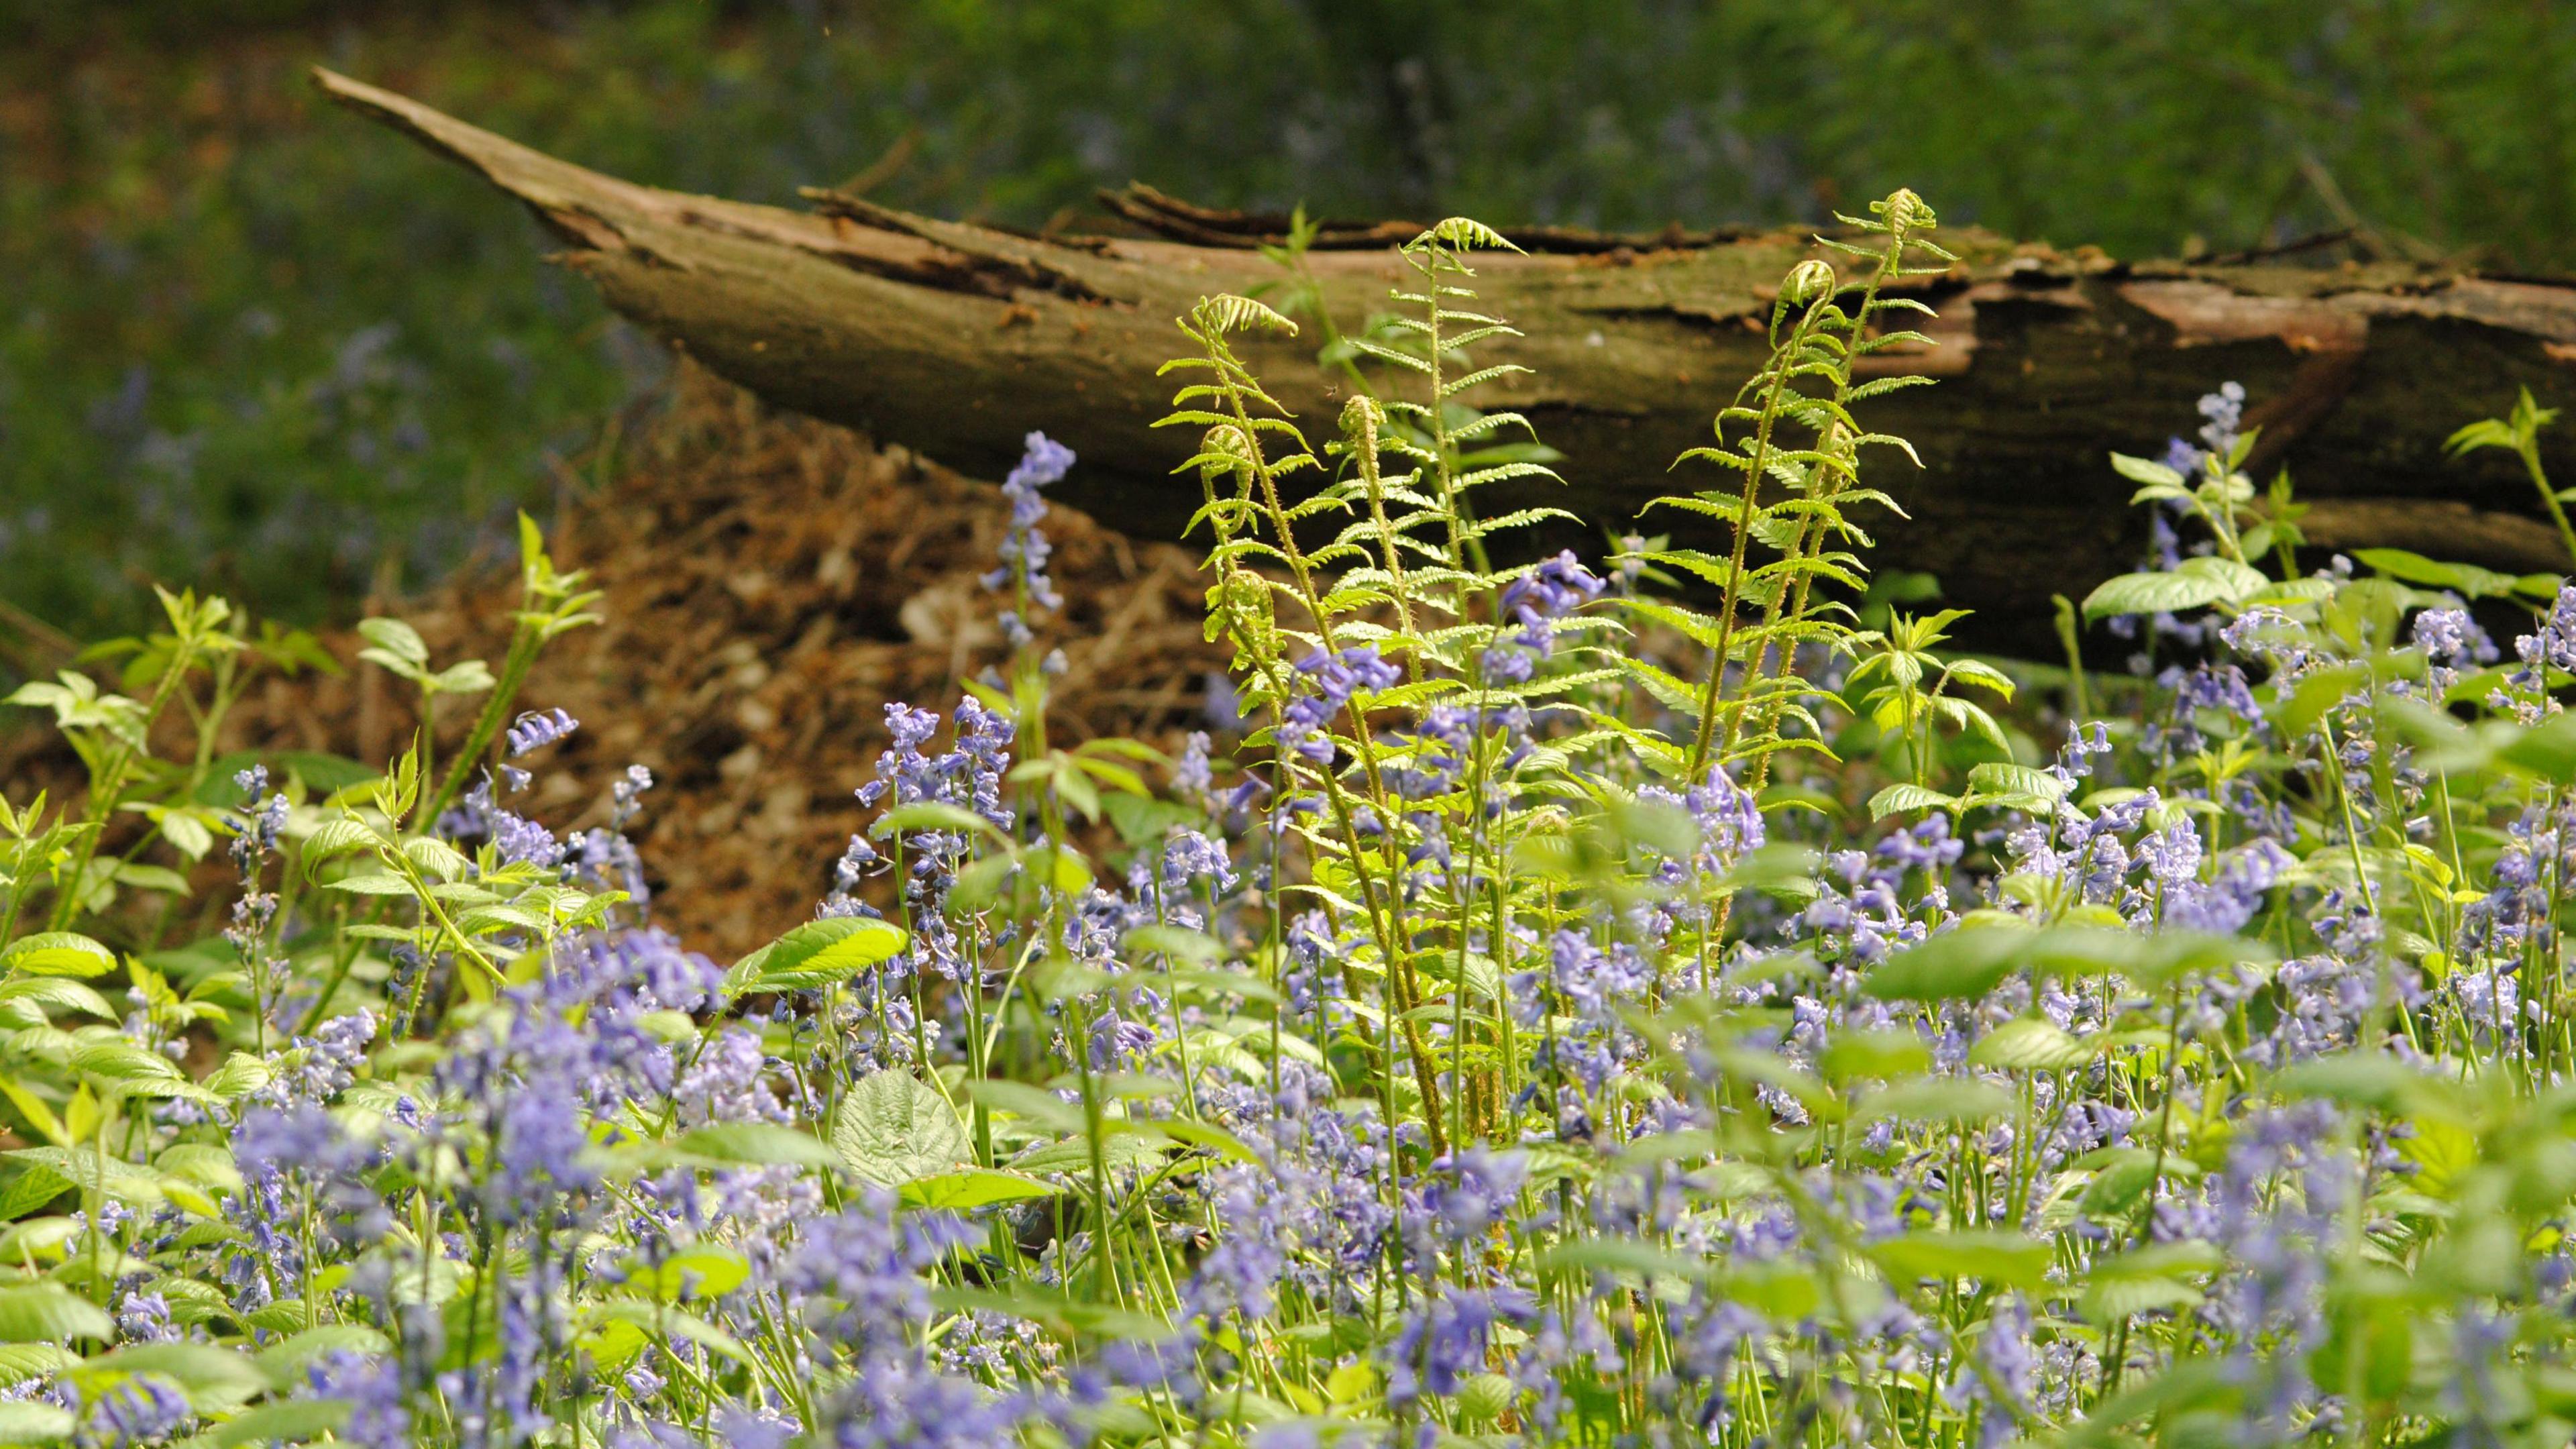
left=1385, top=1286, right=1537, bottom=1407
left=2414, top=604, right=2498, bottom=697
left=505, top=706, right=580, bottom=757
left=235, top=1102, right=372, bottom=1182
left=1278, top=645, right=1397, bottom=764
left=676, top=1026, right=786, bottom=1124
left=114, top=1291, right=174, bottom=1345
left=1087, top=1007, right=1159, bottom=1070
left=83, top=1375, right=191, bottom=1447
left=788, top=1195, right=974, bottom=1346
left=484, top=1087, right=599, bottom=1225
left=981, top=431, right=1075, bottom=644
left=305, top=1351, right=410, bottom=1449
left=1183, top=1165, right=1287, bottom=1323
left=2197, top=380, right=2247, bottom=453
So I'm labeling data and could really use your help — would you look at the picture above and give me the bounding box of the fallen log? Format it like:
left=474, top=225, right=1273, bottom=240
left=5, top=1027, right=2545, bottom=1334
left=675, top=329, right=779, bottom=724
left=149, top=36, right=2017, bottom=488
left=315, top=67, right=2576, bottom=655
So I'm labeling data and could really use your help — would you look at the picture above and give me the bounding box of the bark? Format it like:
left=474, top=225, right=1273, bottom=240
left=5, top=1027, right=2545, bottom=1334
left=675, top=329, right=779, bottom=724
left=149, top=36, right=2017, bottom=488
left=316, top=67, right=2576, bottom=655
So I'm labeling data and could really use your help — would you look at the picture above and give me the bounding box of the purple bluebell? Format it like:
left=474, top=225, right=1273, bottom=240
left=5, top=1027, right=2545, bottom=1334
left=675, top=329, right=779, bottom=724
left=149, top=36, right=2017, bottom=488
left=115, top=1291, right=174, bottom=1345
left=1385, top=1287, right=1537, bottom=1407
left=1483, top=550, right=1604, bottom=680
left=982, top=431, right=1075, bottom=645
left=305, top=1351, right=409, bottom=1449
left=83, top=1375, right=191, bottom=1446
left=1278, top=645, right=1397, bottom=764
left=505, top=706, right=580, bottom=757
left=2197, top=380, right=2246, bottom=456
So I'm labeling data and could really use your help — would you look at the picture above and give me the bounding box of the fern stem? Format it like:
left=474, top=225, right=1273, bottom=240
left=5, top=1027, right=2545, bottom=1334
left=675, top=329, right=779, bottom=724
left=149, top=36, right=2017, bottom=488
left=1732, top=217, right=1923, bottom=786
left=1197, top=315, right=1452, bottom=1157
left=1683, top=301, right=1834, bottom=782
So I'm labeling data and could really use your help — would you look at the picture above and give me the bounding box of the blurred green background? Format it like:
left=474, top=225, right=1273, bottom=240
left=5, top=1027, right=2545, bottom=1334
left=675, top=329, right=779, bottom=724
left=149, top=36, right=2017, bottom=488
left=7, top=0, right=2571, bottom=637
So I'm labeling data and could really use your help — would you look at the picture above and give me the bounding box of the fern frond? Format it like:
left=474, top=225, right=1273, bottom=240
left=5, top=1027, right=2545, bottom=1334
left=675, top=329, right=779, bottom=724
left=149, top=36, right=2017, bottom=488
left=1440, top=365, right=1530, bottom=397
left=1195, top=294, right=1301, bottom=337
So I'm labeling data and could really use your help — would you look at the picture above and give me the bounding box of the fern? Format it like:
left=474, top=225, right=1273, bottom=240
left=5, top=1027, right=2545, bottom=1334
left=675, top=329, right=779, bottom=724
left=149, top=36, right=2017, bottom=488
left=1625, top=189, right=1953, bottom=791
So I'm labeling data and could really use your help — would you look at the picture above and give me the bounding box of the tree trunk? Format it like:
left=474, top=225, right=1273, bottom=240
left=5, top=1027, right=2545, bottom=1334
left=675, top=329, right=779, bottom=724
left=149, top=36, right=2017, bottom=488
left=316, top=68, right=2576, bottom=656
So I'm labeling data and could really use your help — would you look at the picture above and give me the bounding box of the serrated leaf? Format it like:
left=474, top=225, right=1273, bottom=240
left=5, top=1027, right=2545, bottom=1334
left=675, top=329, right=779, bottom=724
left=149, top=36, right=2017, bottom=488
left=1868, top=783, right=1956, bottom=821
left=2080, top=570, right=2233, bottom=620
left=0, top=933, right=115, bottom=979
left=830, top=1071, right=969, bottom=1187
left=729, top=916, right=910, bottom=997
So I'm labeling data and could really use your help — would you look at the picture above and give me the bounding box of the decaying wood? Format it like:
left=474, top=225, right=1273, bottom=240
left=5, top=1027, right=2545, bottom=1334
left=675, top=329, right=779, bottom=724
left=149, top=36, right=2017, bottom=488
left=315, top=67, right=2576, bottom=655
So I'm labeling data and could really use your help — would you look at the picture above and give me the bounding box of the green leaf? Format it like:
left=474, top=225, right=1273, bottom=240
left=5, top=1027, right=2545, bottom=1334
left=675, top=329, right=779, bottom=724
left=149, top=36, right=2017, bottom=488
left=2177, top=554, right=2268, bottom=601
left=71, top=1041, right=184, bottom=1083
left=250, top=1324, right=390, bottom=1387
left=2108, top=452, right=2187, bottom=488
left=587, top=1301, right=757, bottom=1367
left=869, top=802, right=1008, bottom=845
left=673, top=1123, right=840, bottom=1171
left=0, top=977, right=115, bottom=1020
left=0, top=932, right=115, bottom=979
left=209, top=1398, right=352, bottom=1448
left=323, top=872, right=417, bottom=898
left=1122, top=924, right=1222, bottom=965
left=2080, top=1150, right=2162, bottom=1218
left=1856, top=1079, right=2012, bottom=1125
left=2497, top=711, right=2576, bottom=784
left=1868, top=1229, right=2053, bottom=1289
left=1862, top=925, right=2030, bottom=1000
left=2082, top=1275, right=2203, bottom=1323
left=0, top=1285, right=110, bottom=1344
left=0, top=1401, right=72, bottom=1444
left=617, top=1244, right=751, bottom=1302
left=1102, top=795, right=1203, bottom=850
left=830, top=1071, right=970, bottom=1187
left=2274, top=1053, right=2469, bottom=1124
left=1009, top=1135, right=1167, bottom=1176
left=900, top=1168, right=1059, bottom=1212
left=1866, top=783, right=1956, bottom=821
left=354, top=617, right=429, bottom=670
left=729, top=916, right=910, bottom=996
left=0, top=1344, right=76, bottom=1384
left=1964, top=763, right=2069, bottom=806
left=67, top=1342, right=268, bottom=1403
left=1970, top=1016, right=2095, bottom=1072
left=2353, top=547, right=2517, bottom=599
left=2080, top=569, right=2232, bottom=620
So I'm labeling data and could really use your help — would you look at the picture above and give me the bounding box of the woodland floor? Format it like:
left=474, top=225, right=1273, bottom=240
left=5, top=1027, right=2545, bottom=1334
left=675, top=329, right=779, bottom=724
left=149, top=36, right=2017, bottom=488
left=2, top=364, right=1232, bottom=959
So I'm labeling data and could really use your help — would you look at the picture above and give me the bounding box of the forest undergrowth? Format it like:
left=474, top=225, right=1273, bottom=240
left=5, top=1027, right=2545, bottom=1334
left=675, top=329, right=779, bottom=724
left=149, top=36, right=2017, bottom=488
left=5, top=189, right=2576, bottom=1448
